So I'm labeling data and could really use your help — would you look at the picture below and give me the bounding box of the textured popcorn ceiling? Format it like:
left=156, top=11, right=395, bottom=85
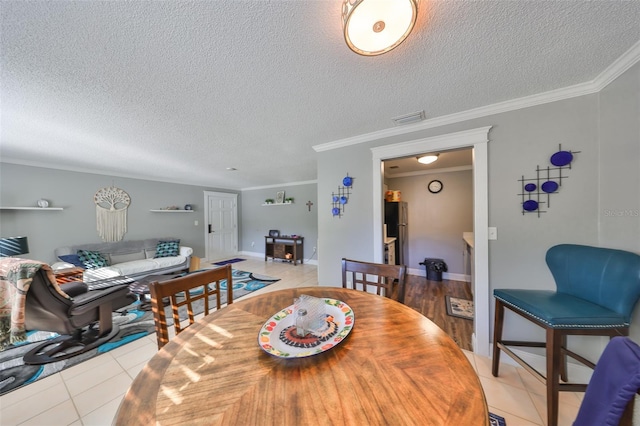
left=1, top=1, right=639, bottom=189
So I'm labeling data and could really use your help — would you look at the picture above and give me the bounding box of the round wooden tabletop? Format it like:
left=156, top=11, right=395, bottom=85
left=114, top=287, right=488, bottom=425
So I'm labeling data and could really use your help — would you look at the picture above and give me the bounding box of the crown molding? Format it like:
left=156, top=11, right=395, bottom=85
left=593, top=39, right=640, bottom=91
left=0, top=157, right=244, bottom=191
left=313, top=39, right=640, bottom=154
left=241, top=180, right=318, bottom=191
left=2, top=157, right=317, bottom=191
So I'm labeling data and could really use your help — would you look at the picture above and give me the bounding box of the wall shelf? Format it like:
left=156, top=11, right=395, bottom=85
left=261, top=202, right=294, bottom=206
left=150, top=210, right=194, bottom=213
left=1, top=207, right=64, bottom=211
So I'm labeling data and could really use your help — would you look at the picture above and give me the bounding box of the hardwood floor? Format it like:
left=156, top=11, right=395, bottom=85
left=403, top=274, right=474, bottom=351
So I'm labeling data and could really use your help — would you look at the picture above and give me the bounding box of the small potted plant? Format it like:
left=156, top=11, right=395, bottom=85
left=265, top=198, right=275, bottom=204
left=285, top=197, right=294, bottom=204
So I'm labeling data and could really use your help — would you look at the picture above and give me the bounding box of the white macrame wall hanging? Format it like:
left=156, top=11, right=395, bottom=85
left=94, top=186, right=131, bottom=242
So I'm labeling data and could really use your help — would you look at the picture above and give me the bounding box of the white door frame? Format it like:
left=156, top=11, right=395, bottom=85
left=203, top=191, right=238, bottom=262
left=371, top=126, right=492, bottom=356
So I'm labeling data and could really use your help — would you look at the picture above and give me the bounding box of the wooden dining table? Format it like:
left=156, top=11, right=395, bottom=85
left=114, top=287, right=488, bottom=425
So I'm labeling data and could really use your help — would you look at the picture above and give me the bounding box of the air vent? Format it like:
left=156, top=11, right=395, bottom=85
left=392, top=110, right=425, bottom=126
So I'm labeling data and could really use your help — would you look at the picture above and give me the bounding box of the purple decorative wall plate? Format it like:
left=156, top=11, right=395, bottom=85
left=550, top=151, right=573, bottom=167
left=541, top=181, right=559, bottom=193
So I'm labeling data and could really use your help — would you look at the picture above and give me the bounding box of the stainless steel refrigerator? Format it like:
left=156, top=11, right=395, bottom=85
left=384, top=201, right=408, bottom=266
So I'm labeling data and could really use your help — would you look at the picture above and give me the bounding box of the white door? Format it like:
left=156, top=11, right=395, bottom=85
left=204, top=191, right=238, bottom=261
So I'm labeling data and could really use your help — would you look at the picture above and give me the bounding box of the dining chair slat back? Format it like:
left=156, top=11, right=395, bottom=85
left=341, top=258, right=407, bottom=303
left=149, top=265, right=233, bottom=349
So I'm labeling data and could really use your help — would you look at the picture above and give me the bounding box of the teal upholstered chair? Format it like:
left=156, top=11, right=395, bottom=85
left=492, top=244, right=640, bottom=426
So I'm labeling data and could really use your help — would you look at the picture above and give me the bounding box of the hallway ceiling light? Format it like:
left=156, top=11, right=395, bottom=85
left=417, top=154, right=439, bottom=165
left=342, top=0, right=418, bottom=56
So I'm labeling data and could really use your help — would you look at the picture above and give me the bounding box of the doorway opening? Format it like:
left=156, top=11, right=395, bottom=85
left=382, top=147, right=473, bottom=277
left=383, top=148, right=474, bottom=349
left=371, top=126, right=491, bottom=356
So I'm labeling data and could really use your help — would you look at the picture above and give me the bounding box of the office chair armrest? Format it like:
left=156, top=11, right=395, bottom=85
left=61, top=281, right=89, bottom=298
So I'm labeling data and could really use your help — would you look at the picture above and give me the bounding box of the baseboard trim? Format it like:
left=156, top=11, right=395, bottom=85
left=239, top=250, right=318, bottom=265
left=407, top=267, right=470, bottom=283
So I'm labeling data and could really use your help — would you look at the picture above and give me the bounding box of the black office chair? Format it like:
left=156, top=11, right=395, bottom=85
left=19, top=265, right=136, bottom=365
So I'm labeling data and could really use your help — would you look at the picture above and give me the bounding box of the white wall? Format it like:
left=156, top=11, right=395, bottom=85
left=386, top=169, right=473, bottom=276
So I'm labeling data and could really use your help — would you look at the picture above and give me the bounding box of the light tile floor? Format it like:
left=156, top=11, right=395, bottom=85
left=0, top=257, right=582, bottom=425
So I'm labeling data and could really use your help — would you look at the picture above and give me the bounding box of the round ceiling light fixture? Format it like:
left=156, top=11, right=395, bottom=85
left=417, top=154, right=439, bottom=165
left=342, top=0, right=418, bottom=56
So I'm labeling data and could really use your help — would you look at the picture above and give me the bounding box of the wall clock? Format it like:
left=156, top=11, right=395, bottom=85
left=428, top=180, right=443, bottom=194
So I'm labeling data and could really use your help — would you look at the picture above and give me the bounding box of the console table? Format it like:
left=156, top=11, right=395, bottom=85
left=264, top=236, right=303, bottom=265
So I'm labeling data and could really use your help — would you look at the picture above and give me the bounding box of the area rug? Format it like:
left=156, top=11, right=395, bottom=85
left=176, top=268, right=280, bottom=308
left=445, top=295, right=474, bottom=320
left=213, top=258, right=246, bottom=266
left=0, top=269, right=279, bottom=396
left=489, top=412, right=507, bottom=425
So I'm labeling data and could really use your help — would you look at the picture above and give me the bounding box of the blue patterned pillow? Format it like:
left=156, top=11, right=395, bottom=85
left=77, top=250, right=109, bottom=269
left=154, top=240, right=180, bottom=258
left=58, top=254, right=85, bottom=269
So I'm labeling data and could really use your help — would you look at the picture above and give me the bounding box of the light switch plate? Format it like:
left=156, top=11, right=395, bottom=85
left=488, top=227, right=498, bottom=240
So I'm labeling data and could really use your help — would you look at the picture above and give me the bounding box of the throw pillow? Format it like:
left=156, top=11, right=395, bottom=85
left=154, top=240, right=180, bottom=258
left=77, top=249, right=110, bottom=269
left=58, top=254, right=86, bottom=269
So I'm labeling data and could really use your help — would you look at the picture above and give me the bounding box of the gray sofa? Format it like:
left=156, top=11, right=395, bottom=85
left=54, top=238, right=192, bottom=282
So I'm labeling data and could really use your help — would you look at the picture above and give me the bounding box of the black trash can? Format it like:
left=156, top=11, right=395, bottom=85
left=419, top=258, right=448, bottom=281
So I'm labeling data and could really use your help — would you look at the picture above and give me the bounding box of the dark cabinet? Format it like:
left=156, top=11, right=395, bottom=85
left=264, top=236, right=304, bottom=265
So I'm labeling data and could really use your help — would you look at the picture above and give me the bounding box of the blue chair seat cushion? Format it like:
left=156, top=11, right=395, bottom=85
left=494, top=289, right=629, bottom=328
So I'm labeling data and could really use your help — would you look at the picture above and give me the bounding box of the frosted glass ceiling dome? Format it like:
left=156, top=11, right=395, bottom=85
left=342, top=0, right=418, bottom=56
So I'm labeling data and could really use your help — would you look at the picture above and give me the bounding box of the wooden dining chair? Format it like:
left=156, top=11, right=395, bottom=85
left=149, top=264, right=233, bottom=349
left=492, top=244, right=640, bottom=426
left=341, top=258, right=407, bottom=303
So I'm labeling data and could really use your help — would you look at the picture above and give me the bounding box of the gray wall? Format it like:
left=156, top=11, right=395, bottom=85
left=597, top=62, right=640, bottom=343
left=317, top=63, right=640, bottom=360
left=0, top=164, right=237, bottom=263
left=597, top=62, right=640, bottom=252
left=240, top=183, right=318, bottom=262
left=317, top=145, right=376, bottom=286
left=386, top=169, right=473, bottom=275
